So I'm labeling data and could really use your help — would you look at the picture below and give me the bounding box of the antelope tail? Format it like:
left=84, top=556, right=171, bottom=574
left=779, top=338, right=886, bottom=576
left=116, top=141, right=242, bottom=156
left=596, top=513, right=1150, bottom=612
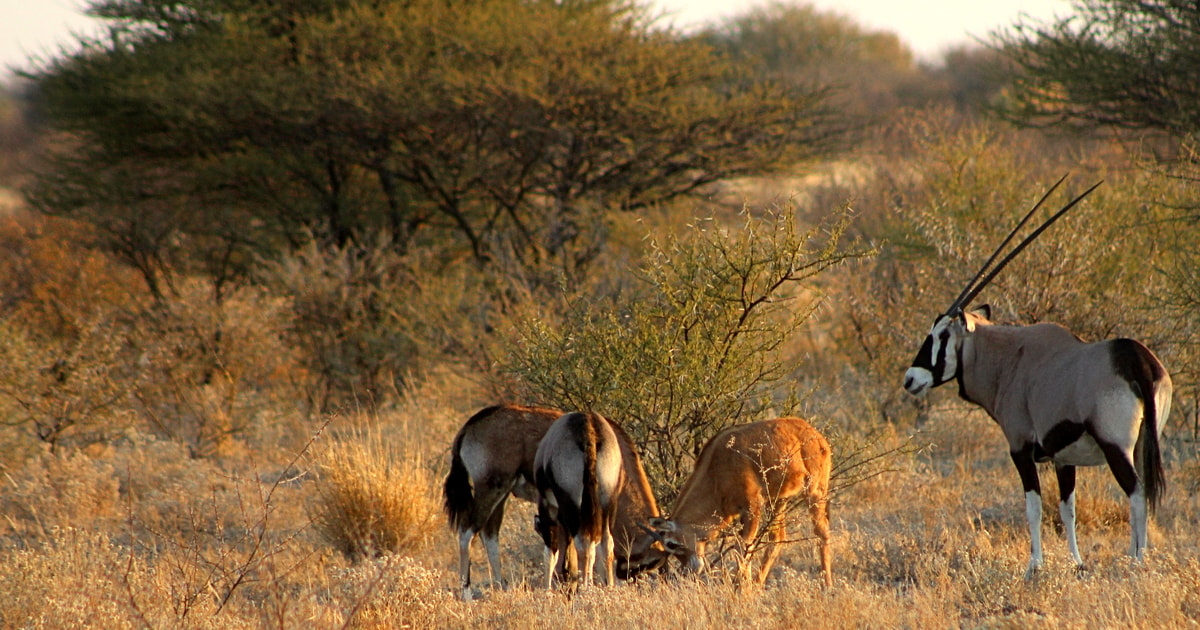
left=1141, top=382, right=1166, bottom=514
left=580, top=421, right=604, bottom=541
left=1119, top=339, right=1167, bottom=513
left=443, top=432, right=473, bottom=530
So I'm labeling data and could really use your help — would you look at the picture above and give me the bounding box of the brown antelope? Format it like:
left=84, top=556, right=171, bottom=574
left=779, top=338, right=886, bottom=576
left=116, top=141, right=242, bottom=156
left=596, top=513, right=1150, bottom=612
left=903, top=178, right=1172, bottom=578
left=443, top=405, right=662, bottom=600
left=533, top=411, right=625, bottom=589
left=645, top=417, right=833, bottom=587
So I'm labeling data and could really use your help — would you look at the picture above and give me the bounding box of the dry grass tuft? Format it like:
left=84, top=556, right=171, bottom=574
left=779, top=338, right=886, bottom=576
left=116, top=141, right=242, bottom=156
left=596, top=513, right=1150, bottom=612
left=309, top=427, right=441, bottom=562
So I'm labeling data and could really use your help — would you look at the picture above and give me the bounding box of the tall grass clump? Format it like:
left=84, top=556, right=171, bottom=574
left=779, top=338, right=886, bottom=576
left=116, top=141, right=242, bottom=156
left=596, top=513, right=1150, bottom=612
left=309, top=426, right=440, bottom=562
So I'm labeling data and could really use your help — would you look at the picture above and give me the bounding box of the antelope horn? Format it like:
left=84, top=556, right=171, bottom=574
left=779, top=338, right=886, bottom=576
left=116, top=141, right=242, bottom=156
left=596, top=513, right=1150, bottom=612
left=946, top=174, right=1069, bottom=315
left=638, top=523, right=666, bottom=543
left=956, top=179, right=1103, bottom=310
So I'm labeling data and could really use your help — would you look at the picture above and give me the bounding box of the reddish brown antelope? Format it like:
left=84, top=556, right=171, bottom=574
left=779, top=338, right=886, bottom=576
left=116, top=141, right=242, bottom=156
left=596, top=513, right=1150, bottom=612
left=644, top=417, right=833, bottom=587
left=903, top=178, right=1172, bottom=578
left=533, top=411, right=625, bottom=589
left=443, top=405, right=662, bottom=600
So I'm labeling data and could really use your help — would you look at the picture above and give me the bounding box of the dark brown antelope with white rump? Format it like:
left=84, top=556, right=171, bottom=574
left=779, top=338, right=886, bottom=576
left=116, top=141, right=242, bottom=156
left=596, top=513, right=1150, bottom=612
left=902, top=177, right=1172, bottom=579
left=533, top=411, right=626, bottom=589
left=443, top=405, right=662, bottom=600
left=643, top=417, right=833, bottom=587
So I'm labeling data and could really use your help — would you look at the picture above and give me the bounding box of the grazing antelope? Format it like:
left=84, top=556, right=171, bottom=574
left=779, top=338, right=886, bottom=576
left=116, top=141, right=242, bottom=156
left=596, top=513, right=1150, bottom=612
left=902, top=178, right=1172, bottom=578
left=443, top=405, right=662, bottom=600
left=644, top=417, right=833, bottom=587
left=443, top=405, right=558, bottom=600
left=533, top=411, right=625, bottom=589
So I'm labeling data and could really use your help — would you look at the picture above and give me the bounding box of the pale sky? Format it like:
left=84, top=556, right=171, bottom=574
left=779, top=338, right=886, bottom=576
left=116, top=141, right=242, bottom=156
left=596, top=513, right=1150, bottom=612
left=1, top=0, right=1072, bottom=80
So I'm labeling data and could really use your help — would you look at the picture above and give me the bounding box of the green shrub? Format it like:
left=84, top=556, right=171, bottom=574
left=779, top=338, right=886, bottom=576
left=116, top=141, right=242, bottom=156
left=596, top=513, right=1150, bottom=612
left=497, top=204, right=870, bottom=495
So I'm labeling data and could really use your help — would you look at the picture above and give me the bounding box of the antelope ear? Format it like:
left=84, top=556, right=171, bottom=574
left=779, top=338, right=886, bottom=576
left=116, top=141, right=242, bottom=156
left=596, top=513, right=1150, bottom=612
left=963, top=305, right=990, bottom=332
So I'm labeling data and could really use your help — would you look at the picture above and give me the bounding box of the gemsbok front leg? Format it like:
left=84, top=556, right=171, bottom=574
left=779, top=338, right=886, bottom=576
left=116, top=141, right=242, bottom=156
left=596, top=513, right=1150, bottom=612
left=1010, top=447, right=1045, bottom=579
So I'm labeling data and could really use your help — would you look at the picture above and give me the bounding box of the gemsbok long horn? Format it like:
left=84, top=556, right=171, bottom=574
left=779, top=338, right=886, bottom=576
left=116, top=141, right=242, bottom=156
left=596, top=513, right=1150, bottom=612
left=945, top=173, right=1068, bottom=314
left=947, top=176, right=1102, bottom=315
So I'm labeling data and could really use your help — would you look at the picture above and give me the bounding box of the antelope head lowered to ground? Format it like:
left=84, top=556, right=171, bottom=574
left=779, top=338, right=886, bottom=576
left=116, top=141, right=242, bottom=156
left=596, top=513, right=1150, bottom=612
left=643, top=417, right=833, bottom=587
left=443, top=405, right=663, bottom=600
left=903, top=177, right=1173, bottom=578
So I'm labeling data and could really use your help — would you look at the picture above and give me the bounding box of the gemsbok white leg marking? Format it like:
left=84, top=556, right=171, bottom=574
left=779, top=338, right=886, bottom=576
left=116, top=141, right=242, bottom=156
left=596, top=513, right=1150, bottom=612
left=1059, top=491, right=1082, bottom=568
left=1024, top=490, right=1044, bottom=579
left=482, top=530, right=503, bottom=584
left=1129, top=489, right=1147, bottom=559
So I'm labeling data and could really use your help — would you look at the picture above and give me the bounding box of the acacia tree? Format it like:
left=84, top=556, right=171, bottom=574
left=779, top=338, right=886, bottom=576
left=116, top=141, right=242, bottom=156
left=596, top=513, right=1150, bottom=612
left=23, top=0, right=847, bottom=294
left=994, top=0, right=1200, bottom=135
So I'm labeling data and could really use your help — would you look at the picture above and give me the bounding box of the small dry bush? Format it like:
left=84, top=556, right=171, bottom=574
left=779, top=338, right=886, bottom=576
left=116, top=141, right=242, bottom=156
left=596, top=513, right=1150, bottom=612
left=131, top=279, right=308, bottom=457
left=498, top=204, right=872, bottom=496
left=262, top=235, right=420, bottom=412
left=309, top=425, right=441, bottom=562
left=0, top=449, right=121, bottom=539
left=0, top=212, right=146, bottom=451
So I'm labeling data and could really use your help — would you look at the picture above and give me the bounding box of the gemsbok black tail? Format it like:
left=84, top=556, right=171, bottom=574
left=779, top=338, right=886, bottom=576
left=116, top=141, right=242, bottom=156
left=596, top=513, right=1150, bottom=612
left=443, top=430, right=473, bottom=531
left=1116, top=338, right=1168, bottom=513
left=579, top=418, right=604, bottom=542
left=1142, top=406, right=1165, bottom=514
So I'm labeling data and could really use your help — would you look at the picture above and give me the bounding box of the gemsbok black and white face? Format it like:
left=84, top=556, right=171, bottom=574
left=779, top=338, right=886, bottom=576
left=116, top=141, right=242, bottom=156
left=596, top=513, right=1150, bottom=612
left=904, top=305, right=990, bottom=396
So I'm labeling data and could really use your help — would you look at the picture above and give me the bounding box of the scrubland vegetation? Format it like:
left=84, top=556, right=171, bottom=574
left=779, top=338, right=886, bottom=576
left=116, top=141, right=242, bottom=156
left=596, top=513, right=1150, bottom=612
left=2, top=0, right=1200, bottom=628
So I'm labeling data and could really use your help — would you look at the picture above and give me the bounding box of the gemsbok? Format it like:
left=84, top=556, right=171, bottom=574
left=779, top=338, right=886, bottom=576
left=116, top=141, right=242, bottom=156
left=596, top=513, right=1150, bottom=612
left=902, top=177, right=1173, bottom=579
left=644, top=417, right=833, bottom=587
left=443, top=405, right=662, bottom=600
left=533, top=411, right=625, bottom=589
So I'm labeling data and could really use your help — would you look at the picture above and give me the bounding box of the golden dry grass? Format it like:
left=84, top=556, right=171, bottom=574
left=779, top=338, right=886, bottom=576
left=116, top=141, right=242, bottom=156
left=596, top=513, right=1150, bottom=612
left=1, top=381, right=1198, bottom=630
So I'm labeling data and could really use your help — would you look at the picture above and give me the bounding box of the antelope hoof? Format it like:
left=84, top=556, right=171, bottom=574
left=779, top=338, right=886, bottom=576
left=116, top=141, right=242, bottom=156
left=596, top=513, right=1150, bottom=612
left=1022, top=563, right=1042, bottom=581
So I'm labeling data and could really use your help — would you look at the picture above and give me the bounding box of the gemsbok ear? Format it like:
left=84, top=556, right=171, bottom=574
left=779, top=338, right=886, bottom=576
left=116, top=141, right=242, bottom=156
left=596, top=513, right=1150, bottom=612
left=971, top=304, right=992, bottom=321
